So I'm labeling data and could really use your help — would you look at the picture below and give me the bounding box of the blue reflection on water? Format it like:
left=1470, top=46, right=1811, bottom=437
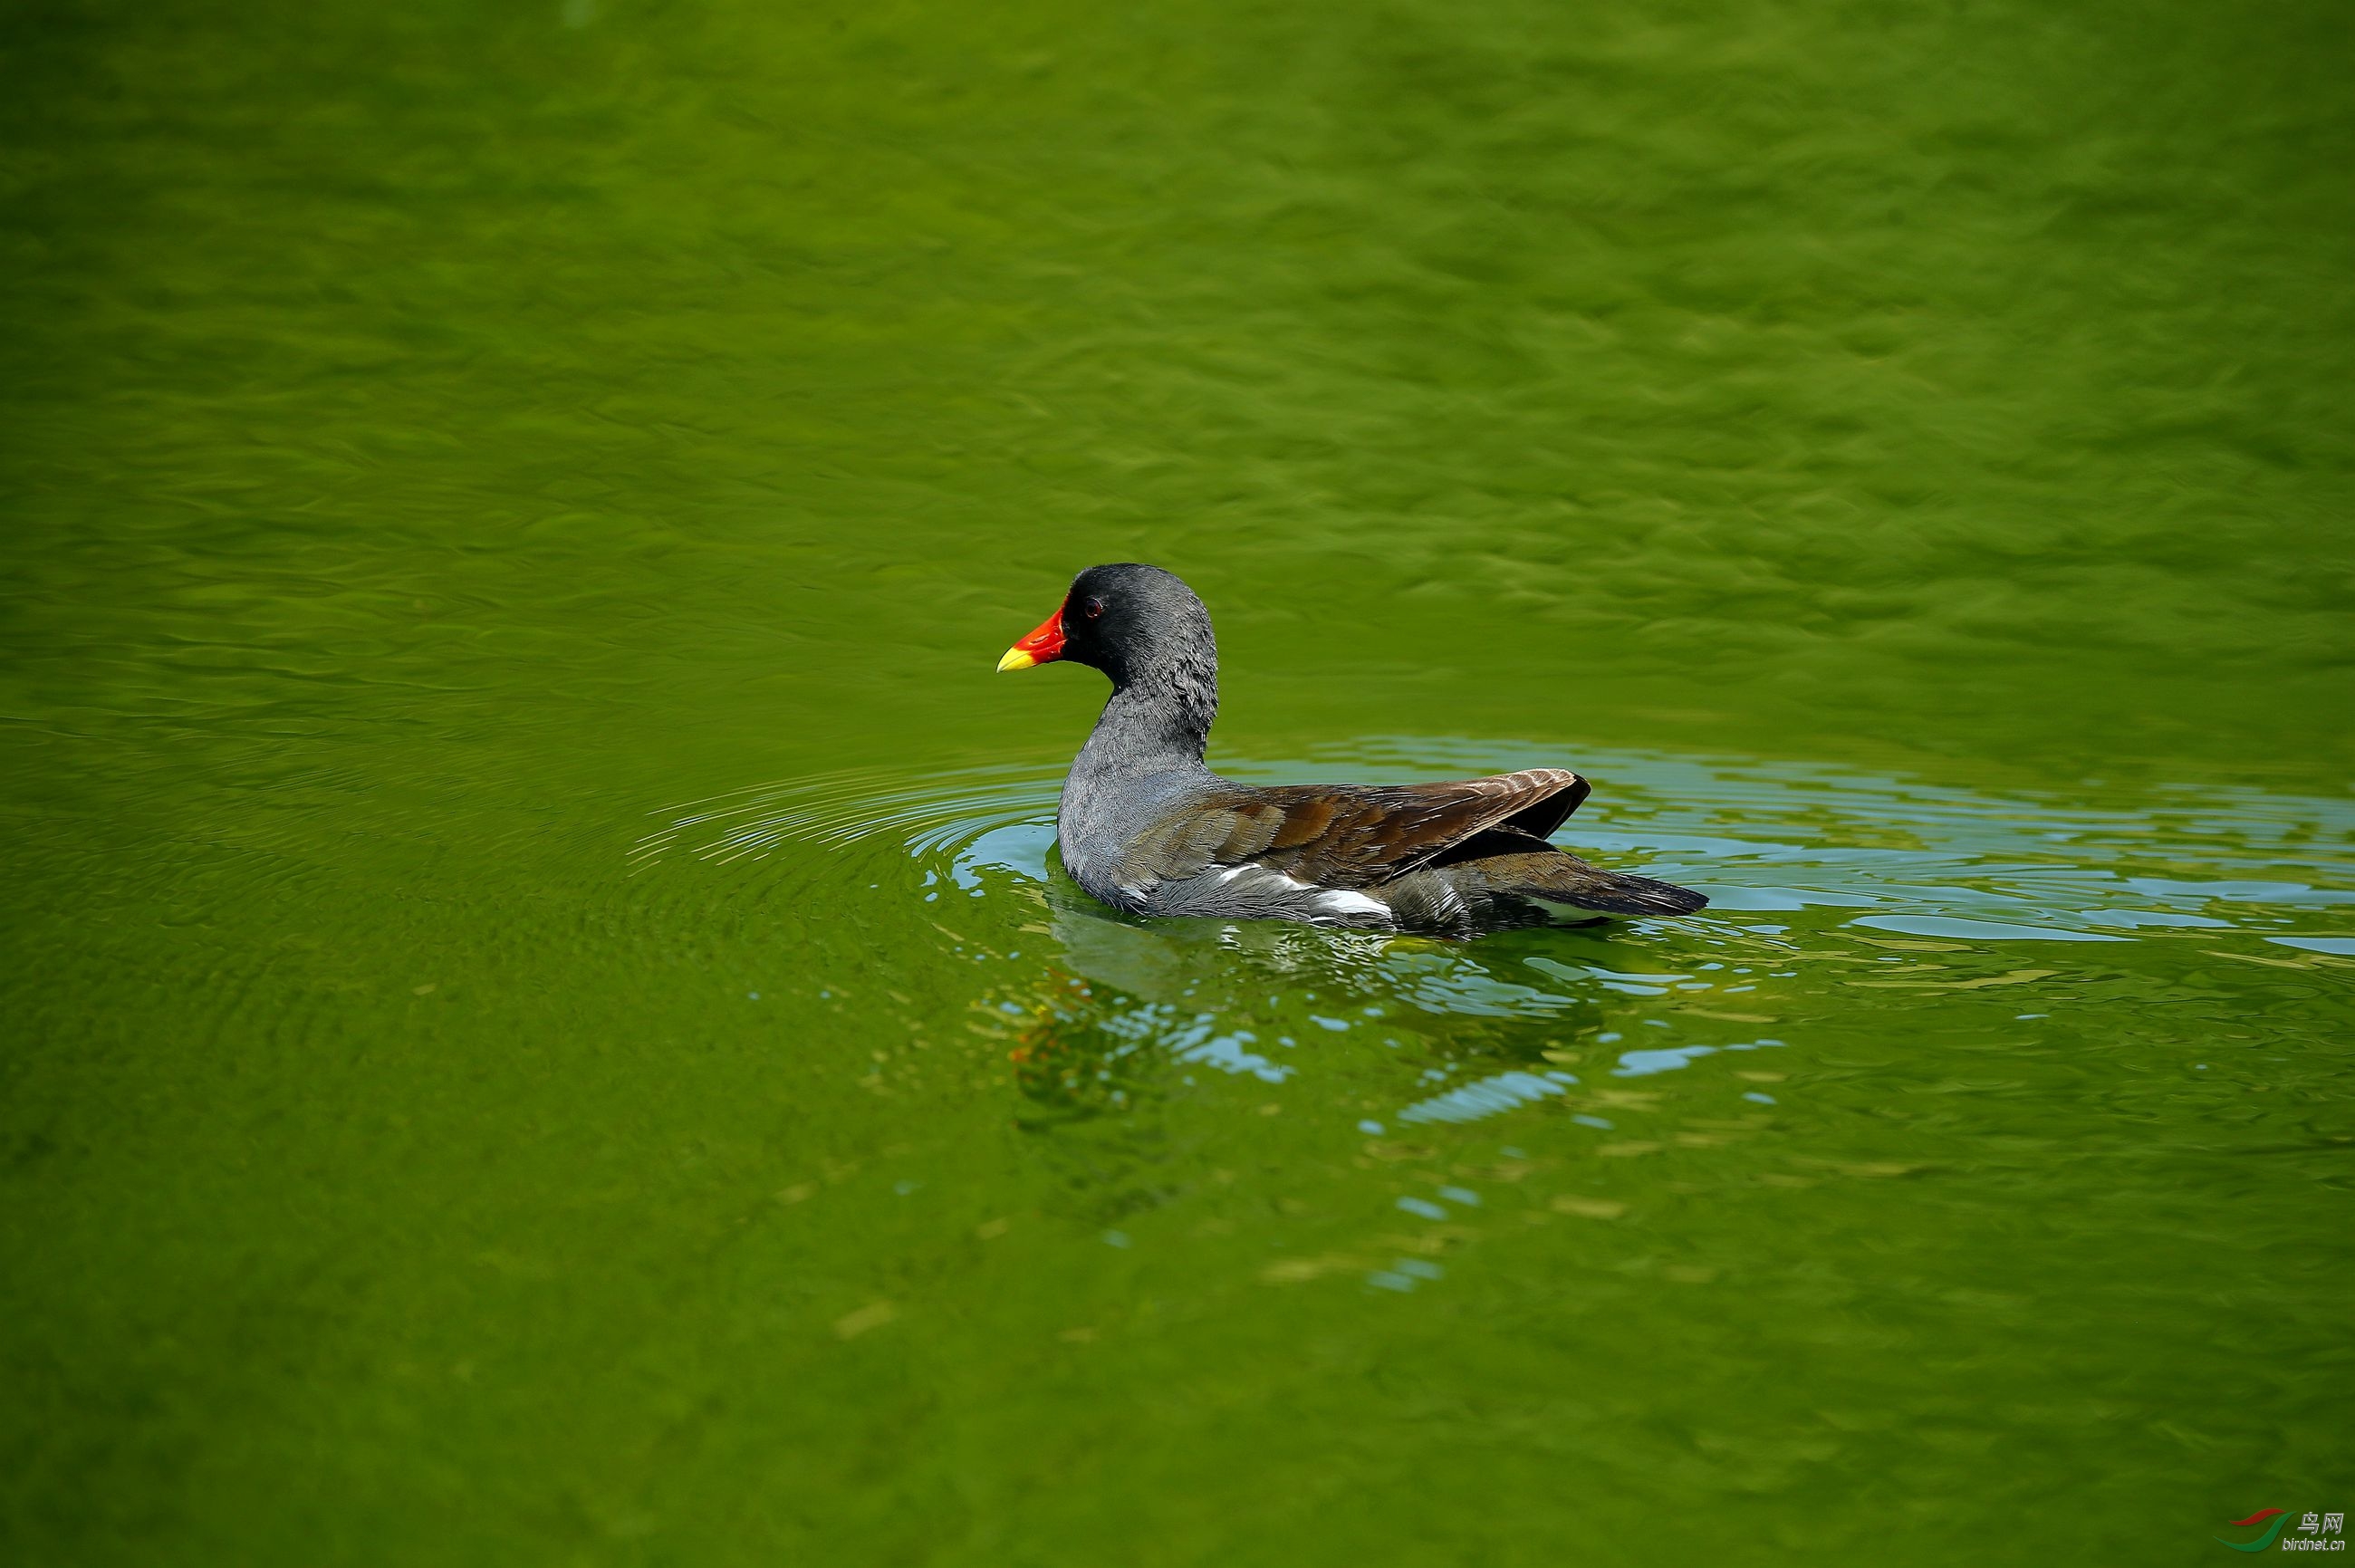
left=1398, top=1071, right=1576, bottom=1125
left=1613, top=1038, right=1786, bottom=1078
left=1852, top=915, right=2132, bottom=943
left=2269, top=936, right=2355, bottom=955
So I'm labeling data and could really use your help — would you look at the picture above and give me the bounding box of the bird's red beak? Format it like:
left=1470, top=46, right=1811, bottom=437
left=996, top=605, right=1066, bottom=672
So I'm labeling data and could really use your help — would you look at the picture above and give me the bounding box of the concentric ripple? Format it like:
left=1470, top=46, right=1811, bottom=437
left=628, top=761, right=1063, bottom=876
left=626, top=738, right=2354, bottom=1147
left=631, top=739, right=2355, bottom=948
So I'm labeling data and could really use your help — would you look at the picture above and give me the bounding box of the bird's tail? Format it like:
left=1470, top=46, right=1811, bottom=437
left=1512, top=861, right=1709, bottom=917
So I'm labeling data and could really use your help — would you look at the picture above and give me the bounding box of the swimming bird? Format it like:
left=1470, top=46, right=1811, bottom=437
left=995, top=563, right=1706, bottom=934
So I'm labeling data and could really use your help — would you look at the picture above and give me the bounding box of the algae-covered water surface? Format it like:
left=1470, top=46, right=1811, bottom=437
left=3, top=0, right=2350, bottom=1562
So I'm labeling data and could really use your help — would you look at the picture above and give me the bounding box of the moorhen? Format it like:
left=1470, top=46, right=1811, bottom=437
left=996, top=563, right=1707, bottom=934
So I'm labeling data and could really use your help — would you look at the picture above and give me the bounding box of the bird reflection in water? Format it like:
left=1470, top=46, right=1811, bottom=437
left=992, top=871, right=1615, bottom=1139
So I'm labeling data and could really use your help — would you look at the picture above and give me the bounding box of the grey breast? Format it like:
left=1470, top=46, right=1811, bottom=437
left=1057, top=761, right=1217, bottom=911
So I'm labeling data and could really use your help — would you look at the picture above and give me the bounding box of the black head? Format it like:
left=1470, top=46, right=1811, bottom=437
left=997, top=563, right=1216, bottom=688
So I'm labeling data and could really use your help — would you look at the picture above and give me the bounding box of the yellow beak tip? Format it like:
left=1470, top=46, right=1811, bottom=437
left=996, top=648, right=1038, bottom=673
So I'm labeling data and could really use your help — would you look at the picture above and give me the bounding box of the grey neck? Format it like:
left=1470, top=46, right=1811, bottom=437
left=1069, top=654, right=1215, bottom=800
left=1055, top=649, right=1221, bottom=893
left=1079, top=656, right=1217, bottom=776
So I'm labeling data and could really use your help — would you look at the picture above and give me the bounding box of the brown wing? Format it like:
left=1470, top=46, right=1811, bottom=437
left=1115, top=768, right=1590, bottom=890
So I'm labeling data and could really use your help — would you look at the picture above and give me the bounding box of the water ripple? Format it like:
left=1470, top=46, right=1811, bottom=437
left=629, top=762, right=1062, bottom=874
left=631, top=740, right=2355, bottom=948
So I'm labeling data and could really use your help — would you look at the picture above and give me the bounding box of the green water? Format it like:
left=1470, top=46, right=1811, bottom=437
left=5, top=0, right=2352, bottom=1560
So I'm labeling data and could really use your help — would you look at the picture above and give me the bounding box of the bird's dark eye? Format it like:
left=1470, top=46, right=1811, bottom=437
left=1081, top=597, right=1105, bottom=620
